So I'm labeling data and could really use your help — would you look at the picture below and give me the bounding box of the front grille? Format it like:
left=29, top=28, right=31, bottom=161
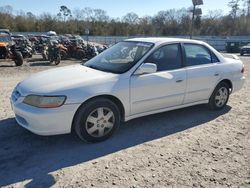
left=242, top=49, right=250, bottom=53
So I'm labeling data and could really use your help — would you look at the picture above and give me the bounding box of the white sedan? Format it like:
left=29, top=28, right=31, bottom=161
left=11, top=38, right=245, bottom=142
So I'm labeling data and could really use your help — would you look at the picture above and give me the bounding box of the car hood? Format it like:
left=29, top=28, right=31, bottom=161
left=18, top=64, right=118, bottom=96
left=0, top=42, right=8, bottom=47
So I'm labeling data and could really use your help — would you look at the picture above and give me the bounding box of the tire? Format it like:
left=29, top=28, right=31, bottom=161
left=42, top=52, right=48, bottom=60
left=73, top=98, right=121, bottom=143
left=14, top=51, right=23, bottom=66
left=49, top=57, right=54, bottom=63
left=76, top=50, right=85, bottom=60
left=240, top=52, right=244, bottom=56
left=208, top=82, right=230, bottom=110
left=55, top=55, right=61, bottom=65
left=60, top=50, right=67, bottom=60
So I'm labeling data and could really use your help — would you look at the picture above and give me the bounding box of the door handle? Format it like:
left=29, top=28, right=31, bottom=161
left=176, top=79, right=183, bottom=83
left=214, top=73, right=220, bottom=76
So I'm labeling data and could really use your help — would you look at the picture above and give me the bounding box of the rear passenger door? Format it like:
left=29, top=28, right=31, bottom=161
left=183, top=43, right=221, bottom=104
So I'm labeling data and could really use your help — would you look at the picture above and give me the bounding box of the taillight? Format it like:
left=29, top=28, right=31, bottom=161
left=241, top=64, right=245, bottom=73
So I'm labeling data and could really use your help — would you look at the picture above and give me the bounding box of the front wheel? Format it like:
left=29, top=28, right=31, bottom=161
left=209, top=82, right=230, bottom=110
left=14, top=51, right=23, bottom=66
left=54, top=54, right=61, bottom=65
left=42, top=52, right=48, bottom=60
left=73, top=98, right=121, bottom=143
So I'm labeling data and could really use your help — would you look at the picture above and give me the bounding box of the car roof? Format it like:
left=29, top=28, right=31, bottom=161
left=0, top=30, right=11, bottom=36
left=126, top=37, right=205, bottom=45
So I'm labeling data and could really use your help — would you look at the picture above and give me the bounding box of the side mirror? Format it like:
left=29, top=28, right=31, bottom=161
left=134, top=63, right=157, bottom=75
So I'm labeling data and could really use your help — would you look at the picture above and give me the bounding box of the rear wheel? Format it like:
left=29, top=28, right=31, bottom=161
left=14, top=51, right=23, bottom=66
left=60, top=50, right=67, bottom=60
left=73, top=98, right=121, bottom=143
left=209, top=82, right=229, bottom=110
left=76, top=49, right=85, bottom=60
left=55, top=54, right=61, bottom=65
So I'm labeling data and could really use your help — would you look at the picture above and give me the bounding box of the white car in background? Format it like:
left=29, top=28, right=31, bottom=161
left=11, top=38, right=245, bottom=143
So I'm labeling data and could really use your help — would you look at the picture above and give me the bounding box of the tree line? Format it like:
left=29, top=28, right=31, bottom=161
left=0, top=0, right=249, bottom=36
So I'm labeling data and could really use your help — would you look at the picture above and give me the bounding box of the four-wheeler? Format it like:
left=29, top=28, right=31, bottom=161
left=64, top=39, right=86, bottom=60
left=12, top=37, right=33, bottom=59
left=0, top=29, right=23, bottom=66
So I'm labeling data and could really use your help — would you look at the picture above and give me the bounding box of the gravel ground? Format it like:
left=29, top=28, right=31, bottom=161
left=0, top=55, right=249, bottom=188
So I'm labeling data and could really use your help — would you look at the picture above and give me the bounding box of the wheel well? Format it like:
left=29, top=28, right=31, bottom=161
left=219, top=79, right=233, bottom=92
left=71, top=95, right=125, bottom=132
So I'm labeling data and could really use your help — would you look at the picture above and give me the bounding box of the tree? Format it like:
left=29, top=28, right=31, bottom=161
left=0, top=5, right=13, bottom=14
left=93, top=9, right=109, bottom=22
left=57, top=5, right=72, bottom=21
left=81, top=7, right=94, bottom=22
left=122, top=12, right=139, bottom=24
left=0, top=5, right=250, bottom=36
left=228, top=0, right=241, bottom=19
left=244, top=0, right=250, bottom=15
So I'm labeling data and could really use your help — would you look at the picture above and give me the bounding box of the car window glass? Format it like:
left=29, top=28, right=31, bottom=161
left=84, top=41, right=153, bottom=74
left=184, top=44, right=212, bottom=66
left=145, top=44, right=182, bottom=71
left=211, top=51, right=220, bottom=63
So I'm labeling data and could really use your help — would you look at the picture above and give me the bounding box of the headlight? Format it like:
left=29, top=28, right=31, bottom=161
left=23, top=95, right=66, bottom=108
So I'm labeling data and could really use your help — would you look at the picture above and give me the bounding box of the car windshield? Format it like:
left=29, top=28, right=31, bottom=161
left=84, top=41, right=154, bottom=74
left=0, top=34, right=11, bottom=42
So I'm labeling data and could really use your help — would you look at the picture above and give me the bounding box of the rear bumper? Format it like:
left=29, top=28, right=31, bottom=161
left=232, top=76, right=245, bottom=93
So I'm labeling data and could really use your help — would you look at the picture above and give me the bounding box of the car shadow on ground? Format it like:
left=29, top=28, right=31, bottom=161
left=0, top=104, right=231, bottom=187
left=29, top=61, right=54, bottom=66
left=0, top=64, right=16, bottom=67
left=27, top=57, right=44, bottom=62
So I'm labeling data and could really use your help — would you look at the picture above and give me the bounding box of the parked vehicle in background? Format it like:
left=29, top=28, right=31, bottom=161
left=11, top=38, right=245, bottom=143
left=12, top=36, right=33, bottom=58
left=0, top=29, right=23, bottom=66
left=97, top=45, right=108, bottom=53
left=84, top=44, right=99, bottom=60
left=48, top=41, right=62, bottom=65
left=64, top=39, right=85, bottom=60
left=69, top=35, right=85, bottom=44
left=240, top=43, right=250, bottom=56
left=32, top=35, right=50, bottom=54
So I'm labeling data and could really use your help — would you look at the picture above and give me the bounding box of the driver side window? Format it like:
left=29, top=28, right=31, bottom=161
left=145, top=43, right=182, bottom=72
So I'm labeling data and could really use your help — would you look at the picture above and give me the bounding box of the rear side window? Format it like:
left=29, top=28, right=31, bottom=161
left=145, top=44, right=182, bottom=71
left=184, top=44, right=218, bottom=66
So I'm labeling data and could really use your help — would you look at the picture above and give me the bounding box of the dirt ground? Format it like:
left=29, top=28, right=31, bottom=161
left=0, top=55, right=249, bottom=188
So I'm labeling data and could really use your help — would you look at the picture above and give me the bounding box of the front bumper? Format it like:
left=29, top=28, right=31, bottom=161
left=11, top=96, right=80, bottom=136
left=241, top=48, right=250, bottom=54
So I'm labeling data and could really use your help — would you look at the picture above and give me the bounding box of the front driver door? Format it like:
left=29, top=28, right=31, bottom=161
left=130, top=43, right=187, bottom=115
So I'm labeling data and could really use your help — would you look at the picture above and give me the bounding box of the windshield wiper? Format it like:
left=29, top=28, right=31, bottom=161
left=85, top=65, right=99, bottom=70
left=85, top=64, right=119, bottom=74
